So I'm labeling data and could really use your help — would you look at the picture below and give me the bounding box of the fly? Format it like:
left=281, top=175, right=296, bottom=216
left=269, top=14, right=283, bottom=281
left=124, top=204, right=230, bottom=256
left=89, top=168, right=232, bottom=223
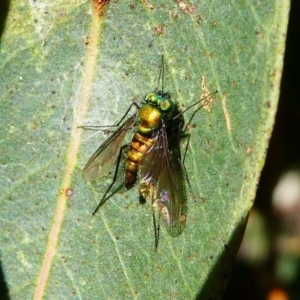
left=81, top=56, right=217, bottom=249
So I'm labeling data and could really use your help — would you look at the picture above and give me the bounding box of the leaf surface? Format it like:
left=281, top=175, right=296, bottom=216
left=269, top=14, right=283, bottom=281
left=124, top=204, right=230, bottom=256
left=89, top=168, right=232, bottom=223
left=0, top=0, right=289, bottom=299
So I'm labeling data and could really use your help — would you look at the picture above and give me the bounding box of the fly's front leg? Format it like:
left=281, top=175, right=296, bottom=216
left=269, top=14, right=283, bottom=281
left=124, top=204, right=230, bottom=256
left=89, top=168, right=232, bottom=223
left=78, top=102, right=140, bottom=130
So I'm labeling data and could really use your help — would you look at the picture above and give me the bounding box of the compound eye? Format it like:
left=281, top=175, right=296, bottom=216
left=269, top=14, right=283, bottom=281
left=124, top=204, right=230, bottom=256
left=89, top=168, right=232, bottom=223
left=145, top=92, right=157, bottom=103
left=160, top=99, right=171, bottom=111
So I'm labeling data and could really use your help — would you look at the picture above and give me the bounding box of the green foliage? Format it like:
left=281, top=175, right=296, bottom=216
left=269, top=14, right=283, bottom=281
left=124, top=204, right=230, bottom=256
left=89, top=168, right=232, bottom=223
left=0, top=0, right=289, bottom=299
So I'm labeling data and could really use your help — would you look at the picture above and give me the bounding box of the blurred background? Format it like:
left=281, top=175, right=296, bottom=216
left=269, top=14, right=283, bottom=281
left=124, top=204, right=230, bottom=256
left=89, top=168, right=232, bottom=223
left=224, top=1, right=300, bottom=299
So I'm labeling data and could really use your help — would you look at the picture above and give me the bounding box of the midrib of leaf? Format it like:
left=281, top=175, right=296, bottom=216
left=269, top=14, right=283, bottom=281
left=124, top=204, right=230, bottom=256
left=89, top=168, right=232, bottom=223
left=33, top=10, right=103, bottom=300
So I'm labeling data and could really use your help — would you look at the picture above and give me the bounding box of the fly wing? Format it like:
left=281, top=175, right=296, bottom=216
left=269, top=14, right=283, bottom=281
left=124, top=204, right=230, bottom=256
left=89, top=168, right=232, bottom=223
left=83, top=116, right=135, bottom=182
left=140, top=122, right=187, bottom=237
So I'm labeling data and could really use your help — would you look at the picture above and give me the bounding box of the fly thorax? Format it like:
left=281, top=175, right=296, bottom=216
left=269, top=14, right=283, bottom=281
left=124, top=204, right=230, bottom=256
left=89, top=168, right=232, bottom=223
left=137, top=104, right=161, bottom=134
left=139, top=91, right=177, bottom=134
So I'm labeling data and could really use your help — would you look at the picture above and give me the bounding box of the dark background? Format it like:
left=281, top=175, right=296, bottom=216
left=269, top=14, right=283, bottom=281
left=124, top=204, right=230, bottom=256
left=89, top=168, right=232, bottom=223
left=224, top=1, right=300, bottom=299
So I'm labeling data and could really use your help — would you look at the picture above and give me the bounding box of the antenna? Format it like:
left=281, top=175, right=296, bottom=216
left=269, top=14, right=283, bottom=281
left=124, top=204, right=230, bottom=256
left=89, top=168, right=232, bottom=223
left=156, top=55, right=164, bottom=93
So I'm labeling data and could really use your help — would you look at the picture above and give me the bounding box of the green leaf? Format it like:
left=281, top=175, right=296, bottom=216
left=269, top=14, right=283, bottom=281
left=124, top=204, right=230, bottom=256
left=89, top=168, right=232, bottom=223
left=0, top=0, right=289, bottom=299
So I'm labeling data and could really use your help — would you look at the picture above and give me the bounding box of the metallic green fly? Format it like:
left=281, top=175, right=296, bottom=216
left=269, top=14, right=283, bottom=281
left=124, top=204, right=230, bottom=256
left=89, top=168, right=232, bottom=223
left=81, top=56, right=217, bottom=249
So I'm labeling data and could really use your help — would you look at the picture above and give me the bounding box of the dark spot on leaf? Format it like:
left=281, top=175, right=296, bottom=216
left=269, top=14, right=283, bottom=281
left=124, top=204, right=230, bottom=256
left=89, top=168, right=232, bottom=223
left=155, top=25, right=163, bottom=35
left=172, top=12, right=178, bottom=19
left=196, top=15, right=202, bottom=24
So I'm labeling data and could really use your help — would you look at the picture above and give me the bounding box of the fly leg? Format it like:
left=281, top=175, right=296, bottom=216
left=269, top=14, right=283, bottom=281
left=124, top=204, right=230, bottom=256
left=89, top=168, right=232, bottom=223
left=78, top=102, right=140, bottom=130
left=92, top=143, right=129, bottom=215
left=152, top=208, right=160, bottom=251
left=173, top=90, right=218, bottom=124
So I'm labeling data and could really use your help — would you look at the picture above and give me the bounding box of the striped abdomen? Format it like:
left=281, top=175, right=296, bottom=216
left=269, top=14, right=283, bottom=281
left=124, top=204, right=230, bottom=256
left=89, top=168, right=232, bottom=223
left=125, top=132, right=155, bottom=189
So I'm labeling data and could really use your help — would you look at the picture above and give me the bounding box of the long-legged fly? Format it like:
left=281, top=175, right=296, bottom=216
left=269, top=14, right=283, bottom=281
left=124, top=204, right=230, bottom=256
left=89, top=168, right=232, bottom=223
left=80, top=56, right=217, bottom=249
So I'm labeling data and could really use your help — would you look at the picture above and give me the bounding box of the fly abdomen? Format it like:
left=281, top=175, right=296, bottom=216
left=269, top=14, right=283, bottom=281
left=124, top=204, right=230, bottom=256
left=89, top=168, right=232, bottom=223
left=125, top=132, right=155, bottom=189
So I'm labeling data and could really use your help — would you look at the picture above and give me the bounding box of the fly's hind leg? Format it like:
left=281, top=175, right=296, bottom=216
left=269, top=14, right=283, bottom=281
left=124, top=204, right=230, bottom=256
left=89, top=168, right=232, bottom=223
left=92, top=144, right=129, bottom=215
left=152, top=208, right=160, bottom=251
